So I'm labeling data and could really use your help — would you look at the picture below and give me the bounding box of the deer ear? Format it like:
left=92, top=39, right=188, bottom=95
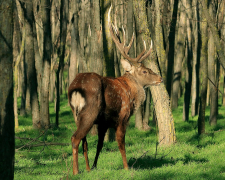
left=121, top=59, right=132, bottom=72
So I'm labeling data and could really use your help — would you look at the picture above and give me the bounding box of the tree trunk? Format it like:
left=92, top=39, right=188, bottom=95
left=24, top=0, right=41, bottom=129
left=135, top=105, right=143, bottom=130
left=13, top=5, right=22, bottom=129
left=20, top=49, right=27, bottom=116
left=166, top=0, right=179, bottom=97
left=143, top=88, right=151, bottom=131
left=223, top=70, right=225, bottom=105
left=183, top=0, right=193, bottom=121
left=69, top=0, right=79, bottom=85
left=0, top=1, right=15, bottom=178
left=134, top=0, right=176, bottom=145
left=14, top=27, right=25, bottom=128
left=172, top=0, right=186, bottom=109
left=208, top=28, right=218, bottom=126
left=33, top=1, right=43, bottom=104
left=202, top=0, right=225, bottom=71
left=191, top=0, right=200, bottom=117
left=55, top=0, right=68, bottom=128
left=102, top=0, right=115, bottom=142
left=41, top=0, right=52, bottom=129
left=198, top=11, right=208, bottom=135
left=154, top=0, right=167, bottom=82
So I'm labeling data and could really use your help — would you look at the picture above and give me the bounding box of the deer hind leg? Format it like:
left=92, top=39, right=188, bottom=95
left=92, top=124, right=108, bottom=169
left=71, top=111, right=96, bottom=175
left=116, top=125, right=129, bottom=170
left=82, top=136, right=90, bottom=171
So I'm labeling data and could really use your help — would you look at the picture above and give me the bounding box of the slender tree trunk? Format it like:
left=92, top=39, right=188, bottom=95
left=41, top=0, right=52, bottom=129
left=14, top=28, right=25, bottom=128
left=69, top=0, right=79, bottom=85
left=198, top=12, right=208, bottom=135
left=20, top=48, right=27, bottom=116
left=0, top=1, right=15, bottom=178
left=127, top=0, right=135, bottom=58
left=56, top=0, right=68, bottom=127
left=172, top=0, right=186, bottom=109
left=191, top=0, right=200, bottom=117
left=223, top=70, right=225, bottom=105
left=183, top=0, right=193, bottom=121
left=166, top=0, right=179, bottom=97
left=13, top=5, right=22, bottom=129
left=24, top=0, right=41, bottom=129
left=208, top=28, right=218, bottom=126
left=143, top=88, right=151, bottom=131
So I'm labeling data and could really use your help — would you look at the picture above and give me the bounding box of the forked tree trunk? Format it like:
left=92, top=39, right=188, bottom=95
left=134, top=0, right=176, bottom=145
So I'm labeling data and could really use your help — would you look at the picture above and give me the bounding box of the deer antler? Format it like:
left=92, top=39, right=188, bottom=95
left=108, top=5, right=152, bottom=64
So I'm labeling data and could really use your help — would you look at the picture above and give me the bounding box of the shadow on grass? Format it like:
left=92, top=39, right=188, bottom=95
left=128, top=153, right=208, bottom=170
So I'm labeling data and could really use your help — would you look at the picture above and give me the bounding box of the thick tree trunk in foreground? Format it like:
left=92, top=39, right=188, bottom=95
left=0, top=1, right=15, bottom=178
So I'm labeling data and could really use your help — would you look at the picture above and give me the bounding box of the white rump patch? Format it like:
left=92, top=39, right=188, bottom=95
left=70, top=91, right=86, bottom=114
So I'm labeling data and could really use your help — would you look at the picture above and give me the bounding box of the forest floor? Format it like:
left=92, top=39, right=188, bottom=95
left=14, top=96, right=225, bottom=180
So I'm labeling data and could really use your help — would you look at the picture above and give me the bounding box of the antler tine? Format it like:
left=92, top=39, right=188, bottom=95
left=122, top=25, right=126, bottom=47
left=113, top=9, right=120, bottom=38
left=108, top=5, right=151, bottom=64
left=138, top=40, right=153, bottom=63
left=108, top=6, right=122, bottom=49
left=124, top=32, right=134, bottom=55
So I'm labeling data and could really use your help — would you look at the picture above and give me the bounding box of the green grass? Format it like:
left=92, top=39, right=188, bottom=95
left=14, top=96, right=225, bottom=180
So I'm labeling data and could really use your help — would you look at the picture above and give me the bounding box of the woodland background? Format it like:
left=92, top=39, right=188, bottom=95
left=1, top=0, right=225, bottom=179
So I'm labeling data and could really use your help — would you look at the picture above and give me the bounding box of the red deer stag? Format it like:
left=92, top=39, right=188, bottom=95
left=68, top=5, right=163, bottom=175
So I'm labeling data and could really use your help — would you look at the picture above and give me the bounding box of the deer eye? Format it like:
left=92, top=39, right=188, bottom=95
left=143, top=71, right=147, bottom=74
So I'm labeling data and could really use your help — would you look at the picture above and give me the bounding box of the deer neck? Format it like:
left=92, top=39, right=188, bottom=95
left=121, top=72, right=146, bottom=113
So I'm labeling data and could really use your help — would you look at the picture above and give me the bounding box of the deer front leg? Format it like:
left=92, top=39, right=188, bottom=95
left=116, top=126, right=129, bottom=170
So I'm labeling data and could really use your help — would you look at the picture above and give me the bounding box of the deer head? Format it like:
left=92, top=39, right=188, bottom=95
left=108, top=5, right=163, bottom=88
